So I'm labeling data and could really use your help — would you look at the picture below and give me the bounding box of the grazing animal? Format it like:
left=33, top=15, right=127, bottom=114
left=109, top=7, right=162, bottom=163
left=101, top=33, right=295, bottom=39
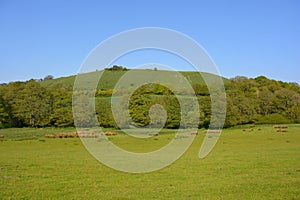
left=274, top=125, right=288, bottom=132
left=44, top=134, right=56, bottom=138
left=148, top=133, right=159, bottom=136
left=104, top=131, right=117, bottom=136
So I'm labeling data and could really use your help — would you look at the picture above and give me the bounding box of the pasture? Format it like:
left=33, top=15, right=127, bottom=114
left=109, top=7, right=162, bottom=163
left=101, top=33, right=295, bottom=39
left=0, top=125, right=299, bottom=199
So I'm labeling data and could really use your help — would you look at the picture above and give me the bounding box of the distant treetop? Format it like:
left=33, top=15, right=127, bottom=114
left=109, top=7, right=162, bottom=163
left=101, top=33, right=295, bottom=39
left=104, top=65, right=128, bottom=71
left=44, top=75, right=54, bottom=80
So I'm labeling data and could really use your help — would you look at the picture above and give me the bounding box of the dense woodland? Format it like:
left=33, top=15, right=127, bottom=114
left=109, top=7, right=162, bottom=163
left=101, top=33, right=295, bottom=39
left=0, top=69, right=300, bottom=129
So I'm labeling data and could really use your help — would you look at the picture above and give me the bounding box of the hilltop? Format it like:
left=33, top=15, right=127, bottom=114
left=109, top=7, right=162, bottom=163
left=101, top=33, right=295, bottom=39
left=40, top=69, right=229, bottom=90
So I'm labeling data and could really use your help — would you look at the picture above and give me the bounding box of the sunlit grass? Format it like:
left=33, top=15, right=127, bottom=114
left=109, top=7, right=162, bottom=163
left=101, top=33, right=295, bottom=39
left=0, top=125, right=299, bottom=199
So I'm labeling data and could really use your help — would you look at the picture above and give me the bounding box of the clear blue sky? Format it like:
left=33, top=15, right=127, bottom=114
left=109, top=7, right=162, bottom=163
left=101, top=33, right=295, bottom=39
left=0, top=0, right=299, bottom=83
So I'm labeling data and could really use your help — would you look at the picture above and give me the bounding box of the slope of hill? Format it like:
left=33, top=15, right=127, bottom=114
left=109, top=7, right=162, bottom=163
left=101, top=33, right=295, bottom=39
left=0, top=69, right=300, bottom=129
left=40, top=70, right=229, bottom=90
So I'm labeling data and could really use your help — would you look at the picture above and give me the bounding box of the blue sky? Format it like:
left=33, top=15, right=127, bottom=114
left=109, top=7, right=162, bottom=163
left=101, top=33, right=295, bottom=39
left=0, top=0, right=299, bottom=83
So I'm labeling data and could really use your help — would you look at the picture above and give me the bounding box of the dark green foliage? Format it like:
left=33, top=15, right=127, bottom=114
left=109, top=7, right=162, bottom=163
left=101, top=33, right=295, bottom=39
left=225, top=76, right=300, bottom=126
left=192, top=84, right=209, bottom=96
left=0, top=80, right=52, bottom=127
left=44, top=75, right=54, bottom=80
left=129, top=89, right=152, bottom=127
left=0, top=95, right=9, bottom=128
left=50, top=89, right=74, bottom=127
left=0, top=81, right=75, bottom=128
left=161, top=95, right=181, bottom=129
left=0, top=71, right=299, bottom=129
left=73, top=93, right=97, bottom=128
left=104, top=65, right=128, bottom=71
left=197, top=96, right=211, bottom=128
left=95, top=98, right=116, bottom=128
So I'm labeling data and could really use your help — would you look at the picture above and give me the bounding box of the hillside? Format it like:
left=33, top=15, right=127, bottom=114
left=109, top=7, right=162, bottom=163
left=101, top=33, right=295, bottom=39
left=40, top=69, right=229, bottom=90
left=0, top=69, right=300, bottom=129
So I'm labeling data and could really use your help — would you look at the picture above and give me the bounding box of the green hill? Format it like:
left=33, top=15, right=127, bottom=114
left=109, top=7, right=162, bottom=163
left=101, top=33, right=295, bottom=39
left=40, top=70, right=229, bottom=90
left=1, top=69, right=300, bottom=129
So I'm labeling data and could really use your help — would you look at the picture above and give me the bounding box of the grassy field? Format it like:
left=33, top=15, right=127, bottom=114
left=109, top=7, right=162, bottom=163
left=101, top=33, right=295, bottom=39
left=0, top=125, right=299, bottom=199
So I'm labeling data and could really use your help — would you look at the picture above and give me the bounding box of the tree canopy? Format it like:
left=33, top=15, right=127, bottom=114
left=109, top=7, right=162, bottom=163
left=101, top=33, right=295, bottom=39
left=0, top=73, right=299, bottom=129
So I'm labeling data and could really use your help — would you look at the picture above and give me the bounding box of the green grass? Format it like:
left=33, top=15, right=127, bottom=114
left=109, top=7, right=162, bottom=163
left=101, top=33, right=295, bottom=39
left=40, top=70, right=229, bottom=90
left=0, top=125, right=299, bottom=199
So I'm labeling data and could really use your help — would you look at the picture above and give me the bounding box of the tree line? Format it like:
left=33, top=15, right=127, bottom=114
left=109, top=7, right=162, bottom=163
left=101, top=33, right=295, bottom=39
left=0, top=75, right=299, bottom=129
